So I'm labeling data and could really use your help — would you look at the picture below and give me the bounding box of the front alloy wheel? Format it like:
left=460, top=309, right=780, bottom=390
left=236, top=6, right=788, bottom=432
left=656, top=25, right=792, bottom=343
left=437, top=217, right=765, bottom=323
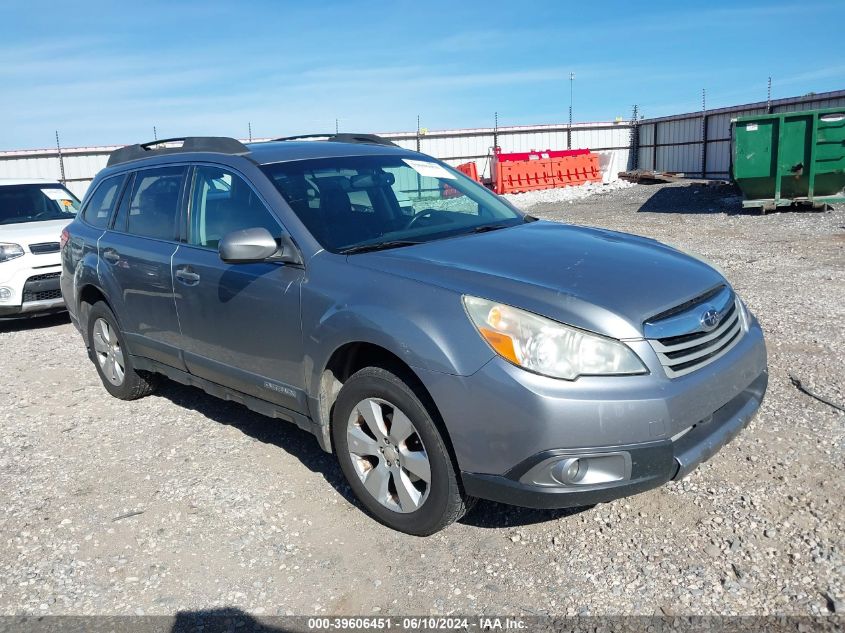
left=332, top=366, right=473, bottom=535
left=346, top=397, right=432, bottom=513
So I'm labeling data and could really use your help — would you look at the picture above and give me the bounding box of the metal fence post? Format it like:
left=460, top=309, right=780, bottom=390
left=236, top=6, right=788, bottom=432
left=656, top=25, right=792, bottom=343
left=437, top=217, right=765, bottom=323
left=55, top=131, right=66, bottom=185
left=630, top=105, right=639, bottom=170
left=701, top=89, right=707, bottom=179
left=416, top=115, right=422, bottom=197
left=652, top=121, right=659, bottom=171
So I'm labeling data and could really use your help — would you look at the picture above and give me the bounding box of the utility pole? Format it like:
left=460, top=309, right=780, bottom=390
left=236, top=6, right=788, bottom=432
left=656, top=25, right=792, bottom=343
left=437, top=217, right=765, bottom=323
left=153, top=126, right=158, bottom=141
left=568, top=72, right=575, bottom=149
left=248, top=122, right=252, bottom=142
left=335, top=118, right=339, bottom=134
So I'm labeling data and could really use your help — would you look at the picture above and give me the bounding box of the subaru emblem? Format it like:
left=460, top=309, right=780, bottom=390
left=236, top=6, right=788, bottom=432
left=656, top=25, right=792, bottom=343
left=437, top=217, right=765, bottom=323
left=700, top=308, right=721, bottom=331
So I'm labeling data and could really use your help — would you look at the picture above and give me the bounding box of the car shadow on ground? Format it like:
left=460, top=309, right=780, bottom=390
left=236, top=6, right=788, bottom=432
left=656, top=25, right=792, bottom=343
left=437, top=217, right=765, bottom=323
left=169, top=608, right=288, bottom=632
left=636, top=182, right=835, bottom=216
left=460, top=500, right=593, bottom=529
left=154, top=379, right=356, bottom=503
left=0, top=311, right=69, bottom=333
left=154, top=378, right=591, bottom=531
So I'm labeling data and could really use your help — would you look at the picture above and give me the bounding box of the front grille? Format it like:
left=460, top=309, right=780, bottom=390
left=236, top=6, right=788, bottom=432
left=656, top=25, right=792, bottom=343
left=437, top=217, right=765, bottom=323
left=29, top=242, right=60, bottom=254
left=23, top=289, right=63, bottom=302
left=645, top=286, right=746, bottom=378
left=22, top=272, right=62, bottom=304
left=26, top=272, right=61, bottom=282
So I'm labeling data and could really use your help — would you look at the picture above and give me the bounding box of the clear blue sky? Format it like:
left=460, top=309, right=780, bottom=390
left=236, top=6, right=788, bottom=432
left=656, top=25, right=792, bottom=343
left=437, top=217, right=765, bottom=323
left=1, top=0, right=843, bottom=150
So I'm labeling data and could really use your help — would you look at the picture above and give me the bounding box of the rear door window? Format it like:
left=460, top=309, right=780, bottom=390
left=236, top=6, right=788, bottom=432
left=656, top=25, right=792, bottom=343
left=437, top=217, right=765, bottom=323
left=116, top=166, right=187, bottom=241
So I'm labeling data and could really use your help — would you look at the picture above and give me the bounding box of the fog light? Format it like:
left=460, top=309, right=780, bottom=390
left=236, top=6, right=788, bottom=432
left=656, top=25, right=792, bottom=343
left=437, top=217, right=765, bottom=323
left=550, top=454, right=629, bottom=486
left=557, top=458, right=585, bottom=484
left=0, top=287, right=12, bottom=300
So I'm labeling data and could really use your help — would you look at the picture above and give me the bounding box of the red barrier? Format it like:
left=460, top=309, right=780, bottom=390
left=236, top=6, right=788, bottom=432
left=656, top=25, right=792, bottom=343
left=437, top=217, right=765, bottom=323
left=492, top=150, right=601, bottom=195
left=494, top=148, right=589, bottom=162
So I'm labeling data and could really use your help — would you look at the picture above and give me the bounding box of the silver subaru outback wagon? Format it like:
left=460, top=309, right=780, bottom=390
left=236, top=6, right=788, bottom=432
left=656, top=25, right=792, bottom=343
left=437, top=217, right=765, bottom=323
left=61, top=135, right=767, bottom=535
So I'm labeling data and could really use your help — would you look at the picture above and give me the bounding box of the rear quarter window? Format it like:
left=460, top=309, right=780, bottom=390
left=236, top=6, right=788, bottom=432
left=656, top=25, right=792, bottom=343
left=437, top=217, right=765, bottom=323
left=82, top=175, right=126, bottom=229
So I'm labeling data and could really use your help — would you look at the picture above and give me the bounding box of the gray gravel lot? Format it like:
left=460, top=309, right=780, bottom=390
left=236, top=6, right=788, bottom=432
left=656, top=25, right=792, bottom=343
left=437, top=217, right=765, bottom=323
left=1, top=182, right=843, bottom=617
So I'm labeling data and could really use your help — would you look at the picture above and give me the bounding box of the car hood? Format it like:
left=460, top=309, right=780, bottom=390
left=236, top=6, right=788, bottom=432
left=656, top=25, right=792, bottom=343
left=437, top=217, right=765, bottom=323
left=0, top=219, right=72, bottom=249
left=349, top=221, right=726, bottom=339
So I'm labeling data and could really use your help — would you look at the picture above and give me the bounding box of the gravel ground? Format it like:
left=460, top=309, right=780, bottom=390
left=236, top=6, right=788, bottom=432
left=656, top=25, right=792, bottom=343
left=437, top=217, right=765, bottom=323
left=1, top=182, right=843, bottom=618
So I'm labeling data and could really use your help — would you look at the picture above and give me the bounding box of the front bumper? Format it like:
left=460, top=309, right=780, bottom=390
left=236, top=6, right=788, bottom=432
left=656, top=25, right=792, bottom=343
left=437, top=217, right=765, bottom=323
left=0, top=256, right=64, bottom=318
left=461, top=369, right=767, bottom=509
left=414, top=317, right=767, bottom=508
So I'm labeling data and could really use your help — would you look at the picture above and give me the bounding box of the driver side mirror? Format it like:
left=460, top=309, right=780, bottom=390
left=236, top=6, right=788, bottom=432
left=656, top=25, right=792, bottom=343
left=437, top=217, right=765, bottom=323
left=218, top=228, right=303, bottom=265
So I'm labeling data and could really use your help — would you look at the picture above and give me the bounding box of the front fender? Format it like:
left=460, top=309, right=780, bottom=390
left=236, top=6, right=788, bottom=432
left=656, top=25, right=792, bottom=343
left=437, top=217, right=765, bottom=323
left=301, top=256, right=495, bottom=398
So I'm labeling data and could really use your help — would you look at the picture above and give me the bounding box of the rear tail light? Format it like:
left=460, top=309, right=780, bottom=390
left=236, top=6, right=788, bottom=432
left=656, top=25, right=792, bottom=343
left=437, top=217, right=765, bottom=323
left=60, top=228, right=70, bottom=249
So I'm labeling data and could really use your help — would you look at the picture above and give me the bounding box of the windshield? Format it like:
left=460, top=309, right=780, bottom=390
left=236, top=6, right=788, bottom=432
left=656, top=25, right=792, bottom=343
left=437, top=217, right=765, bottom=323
left=261, top=155, right=524, bottom=252
left=0, top=184, right=80, bottom=225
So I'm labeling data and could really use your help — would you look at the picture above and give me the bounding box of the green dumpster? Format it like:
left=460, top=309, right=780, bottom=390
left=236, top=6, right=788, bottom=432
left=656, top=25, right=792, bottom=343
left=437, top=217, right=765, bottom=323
left=732, top=107, right=845, bottom=210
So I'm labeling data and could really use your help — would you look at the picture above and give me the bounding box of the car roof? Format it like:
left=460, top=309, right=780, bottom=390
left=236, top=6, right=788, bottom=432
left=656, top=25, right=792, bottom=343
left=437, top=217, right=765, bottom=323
left=96, top=137, right=422, bottom=179
left=0, top=178, right=66, bottom=187
left=245, top=140, right=415, bottom=165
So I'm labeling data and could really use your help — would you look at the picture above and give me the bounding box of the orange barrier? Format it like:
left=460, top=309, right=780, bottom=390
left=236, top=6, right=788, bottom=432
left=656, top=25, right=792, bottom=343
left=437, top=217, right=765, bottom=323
left=492, top=151, right=601, bottom=195
left=441, top=161, right=480, bottom=198
left=456, top=161, right=479, bottom=181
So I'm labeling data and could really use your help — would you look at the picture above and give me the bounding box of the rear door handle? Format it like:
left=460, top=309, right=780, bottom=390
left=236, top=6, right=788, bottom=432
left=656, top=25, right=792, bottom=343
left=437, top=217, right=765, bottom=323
left=102, top=248, right=120, bottom=264
left=175, top=268, right=201, bottom=285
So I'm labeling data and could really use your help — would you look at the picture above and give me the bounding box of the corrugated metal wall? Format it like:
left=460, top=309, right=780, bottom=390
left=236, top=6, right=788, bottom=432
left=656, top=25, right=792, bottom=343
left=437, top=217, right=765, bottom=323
left=0, top=123, right=632, bottom=198
left=0, top=147, right=112, bottom=198
left=382, top=122, right=631, bottom=180
left=635, top=89, right=845, bottom=178
left=3, top=88, right=842, bottom=197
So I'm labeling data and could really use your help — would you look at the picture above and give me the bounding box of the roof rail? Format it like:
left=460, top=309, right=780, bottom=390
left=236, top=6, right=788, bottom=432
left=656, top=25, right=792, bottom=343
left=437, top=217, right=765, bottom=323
left=107, top=136, right=250, bottom=167
left=271, top=133, right=398, bottom=147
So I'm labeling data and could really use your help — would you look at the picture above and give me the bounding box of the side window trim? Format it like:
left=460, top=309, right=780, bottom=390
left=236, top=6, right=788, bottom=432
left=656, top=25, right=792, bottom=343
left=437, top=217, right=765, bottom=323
left=108, top=171, right=134, bottom=231
left=185, top=162, right=286, bottom=252
left=179, top=166, right=196, bottom=244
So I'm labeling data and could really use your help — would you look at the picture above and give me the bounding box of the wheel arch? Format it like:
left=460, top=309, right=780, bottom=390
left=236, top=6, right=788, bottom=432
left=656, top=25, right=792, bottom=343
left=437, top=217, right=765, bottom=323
left=76, top=283, right=116, bottom=348
left=314, top=341, right=459, bottom=469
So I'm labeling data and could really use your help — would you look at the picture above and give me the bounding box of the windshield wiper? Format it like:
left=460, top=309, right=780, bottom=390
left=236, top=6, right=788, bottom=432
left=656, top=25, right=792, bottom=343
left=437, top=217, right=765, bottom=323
left=470, top=223, right=513, bottom=234
left=471, top=224, right=507, bottom=234
left=339, top=240, right=422, bottom=255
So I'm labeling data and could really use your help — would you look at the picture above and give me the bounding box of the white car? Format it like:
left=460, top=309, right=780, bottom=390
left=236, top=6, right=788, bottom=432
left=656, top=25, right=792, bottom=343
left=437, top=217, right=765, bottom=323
left=0, top=179, right=80, bottom=318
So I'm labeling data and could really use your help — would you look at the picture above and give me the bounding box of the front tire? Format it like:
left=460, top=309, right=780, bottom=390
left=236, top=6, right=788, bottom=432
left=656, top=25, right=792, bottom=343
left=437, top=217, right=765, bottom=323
left=87, top=301, right=158, bottom=400
left=332, top=367, right=472, bottom=535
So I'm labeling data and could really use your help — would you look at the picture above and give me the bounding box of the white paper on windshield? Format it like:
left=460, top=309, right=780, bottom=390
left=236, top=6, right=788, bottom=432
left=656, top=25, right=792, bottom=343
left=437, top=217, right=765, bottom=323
left=42, top=188, right=73, bottom=200
left=402, top=159, right=456, bottom=180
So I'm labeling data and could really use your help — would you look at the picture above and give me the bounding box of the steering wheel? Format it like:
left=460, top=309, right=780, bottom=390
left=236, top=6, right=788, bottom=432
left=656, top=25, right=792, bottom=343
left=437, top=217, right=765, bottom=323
left=404, top=209, right=448, bottom=230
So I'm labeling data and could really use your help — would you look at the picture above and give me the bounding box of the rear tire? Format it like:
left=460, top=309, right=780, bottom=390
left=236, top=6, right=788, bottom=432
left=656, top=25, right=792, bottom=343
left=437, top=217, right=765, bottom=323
left=87, top=302, right=158, bottom=400
left=332, top=367, right=472, bottom=535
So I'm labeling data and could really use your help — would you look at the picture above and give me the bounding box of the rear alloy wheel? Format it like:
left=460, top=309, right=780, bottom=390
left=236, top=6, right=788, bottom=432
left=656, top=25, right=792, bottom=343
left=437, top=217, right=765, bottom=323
left=332, top=366, right=473, bottom=535
left=92, top=317, right=125, bottom=387
left=86, top=301, right=158, bottom=400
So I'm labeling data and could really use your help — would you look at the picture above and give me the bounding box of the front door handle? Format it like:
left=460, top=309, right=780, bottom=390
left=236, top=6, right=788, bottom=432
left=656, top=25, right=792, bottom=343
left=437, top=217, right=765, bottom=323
left=175, top=268, right=201, bottom=285
left=102, top=248, right=120, bottom=264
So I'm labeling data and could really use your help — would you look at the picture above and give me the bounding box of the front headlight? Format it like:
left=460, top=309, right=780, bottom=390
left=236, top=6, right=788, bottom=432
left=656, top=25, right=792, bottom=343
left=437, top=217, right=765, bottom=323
left=463, top=295, right=646, bottom=380
left=0, top=243, right=25, bottom=263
